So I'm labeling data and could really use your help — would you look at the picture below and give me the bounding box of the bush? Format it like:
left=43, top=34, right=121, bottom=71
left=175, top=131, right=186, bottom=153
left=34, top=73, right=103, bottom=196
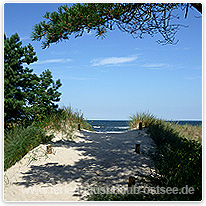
left=147, top=119, right=202, bottom=201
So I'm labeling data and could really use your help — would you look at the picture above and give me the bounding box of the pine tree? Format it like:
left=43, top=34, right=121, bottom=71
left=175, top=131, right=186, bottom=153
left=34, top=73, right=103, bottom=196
left=31, top=3, right=201, bottom=48
left=4, top=33, right=62, bottom=126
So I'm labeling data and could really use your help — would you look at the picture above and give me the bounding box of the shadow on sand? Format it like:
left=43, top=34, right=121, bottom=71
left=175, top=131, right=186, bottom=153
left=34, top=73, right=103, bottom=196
left=15, top=129, right=155, bottom=198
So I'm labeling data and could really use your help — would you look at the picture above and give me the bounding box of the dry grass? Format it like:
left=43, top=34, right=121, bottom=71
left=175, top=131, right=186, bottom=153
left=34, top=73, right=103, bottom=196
left=173, top=124, right=202, bottom=143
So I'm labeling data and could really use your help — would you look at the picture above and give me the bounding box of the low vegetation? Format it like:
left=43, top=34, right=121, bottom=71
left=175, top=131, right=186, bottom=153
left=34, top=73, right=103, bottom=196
left=44, top=106, right=93, bottom=137
left=172, top=123, right=202, bottom=143
left=4, top=106, right=92, bottom=171
left=146, top=118, right=202, bottom=201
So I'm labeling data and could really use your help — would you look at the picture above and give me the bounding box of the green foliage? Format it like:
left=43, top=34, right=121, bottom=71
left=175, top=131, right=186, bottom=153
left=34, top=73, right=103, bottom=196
left=4, top=106, right=92, bottom=171
left=4, top=34, right=93, bottom=172
left=4, top=123, right=53, bottom=171
left=129, top=113, right=202, bottom=200
left=147, top=119, right=202, bottom=200
left=4, top=33, right=62, bottom=127
left=4, top=33, right=37, bottom=124
left=31, top=3, right=198, bottom=48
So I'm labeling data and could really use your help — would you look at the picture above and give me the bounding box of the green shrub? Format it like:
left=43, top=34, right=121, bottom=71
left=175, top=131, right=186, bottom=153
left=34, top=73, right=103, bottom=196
left=147, top=119, right=202, bottom=201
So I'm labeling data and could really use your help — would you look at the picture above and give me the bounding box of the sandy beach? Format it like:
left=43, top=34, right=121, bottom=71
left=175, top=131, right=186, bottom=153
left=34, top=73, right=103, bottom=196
left=4, top=129, right=155, bottom=201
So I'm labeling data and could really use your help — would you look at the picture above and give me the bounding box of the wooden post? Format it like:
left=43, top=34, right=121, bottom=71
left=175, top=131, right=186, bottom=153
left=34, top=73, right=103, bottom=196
left=128, top=176, right=135, bottom=187
left=135, top=144, right=140, bottom=154
left=78, top=123, right=81, bottom=131
left=139, top=122, right=142, bottom=130
left=47, top=145, right=52, bottom=154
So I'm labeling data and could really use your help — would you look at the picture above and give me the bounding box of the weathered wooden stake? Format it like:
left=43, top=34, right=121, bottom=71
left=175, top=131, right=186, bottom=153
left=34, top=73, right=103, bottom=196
left=135, top=144, right=140, bottom=154
left=128, top=176, right=136, bottom=187
left=139, top=122, right=142, bottom=130
left=47, top=145, right=52, bottom=154
left=78, top=123, right=81, bottom=131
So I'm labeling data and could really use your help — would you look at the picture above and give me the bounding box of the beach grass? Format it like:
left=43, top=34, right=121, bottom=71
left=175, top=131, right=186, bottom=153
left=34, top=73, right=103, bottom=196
left=4, top=123, right=53, bottom=171
left=172, top=123, right=202, bottom=143
left=132, top=113, right=202, bottom=201
left=129, top=113, right=202, bottom=143
left=4, top=106, right=92, bottom=171
left=4, top=110, right=202, bottom=201
left=44, top=106, right=93, bottom=137
left=146, top=118, right=202, bottom=201
left=129, top=111, right=156, bottom=129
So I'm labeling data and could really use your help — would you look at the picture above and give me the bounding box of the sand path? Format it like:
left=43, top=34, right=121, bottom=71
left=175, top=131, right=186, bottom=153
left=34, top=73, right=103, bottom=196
left=4, top=129, right=155, bottom=201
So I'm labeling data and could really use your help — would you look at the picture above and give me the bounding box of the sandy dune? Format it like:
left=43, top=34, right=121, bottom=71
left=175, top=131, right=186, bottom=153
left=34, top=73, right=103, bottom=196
left=4, top=129, right=155, bottom=201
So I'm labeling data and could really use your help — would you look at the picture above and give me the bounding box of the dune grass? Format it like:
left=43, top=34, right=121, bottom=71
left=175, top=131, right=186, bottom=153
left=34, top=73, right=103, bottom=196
left=5, top=110, right=202, bottom=200
left=131, top=113, right=202, bottom=201
left=172, top=123, right=202, bottom=143
left=44, top=106, right=93, bottom=137
left=146, top=118, right=202, bottom=201
left=4, top=123, right=53, bottom=171
left=129, top=111, right=156, bottom=129
left=4, top=106, right=92, bottom=171
left=129, top=112, right=202, bottom=143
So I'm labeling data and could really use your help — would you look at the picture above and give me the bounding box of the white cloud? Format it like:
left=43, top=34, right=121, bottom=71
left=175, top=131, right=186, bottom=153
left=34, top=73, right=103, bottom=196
left=141, top=63, right=184, bottom=70
left=185, top=76, right=202, bottom=80
left=141, top=63, right=167, bottom=68
left=91, top=56, right=138, bottom=66
left=35, top=58, right=72, bottom=65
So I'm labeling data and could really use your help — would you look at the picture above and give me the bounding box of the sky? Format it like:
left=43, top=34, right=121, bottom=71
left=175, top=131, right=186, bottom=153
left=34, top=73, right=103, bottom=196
left=3, top=2, right=202, bottom=120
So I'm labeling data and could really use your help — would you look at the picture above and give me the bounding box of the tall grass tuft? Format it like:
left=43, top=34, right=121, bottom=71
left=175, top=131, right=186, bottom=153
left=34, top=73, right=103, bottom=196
left=129, top=111, right=156, bottom=129
left=4, top=123, right=53, bottom=171
left=45, top=106, right=93, bottom=136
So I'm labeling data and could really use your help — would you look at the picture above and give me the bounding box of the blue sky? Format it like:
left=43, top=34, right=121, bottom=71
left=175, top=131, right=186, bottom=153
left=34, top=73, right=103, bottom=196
left=4, top=3, right=202, bottom=120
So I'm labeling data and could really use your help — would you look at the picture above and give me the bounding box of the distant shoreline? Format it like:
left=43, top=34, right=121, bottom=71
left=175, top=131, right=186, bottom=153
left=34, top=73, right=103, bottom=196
left=87, top=120, right=202, bottom=133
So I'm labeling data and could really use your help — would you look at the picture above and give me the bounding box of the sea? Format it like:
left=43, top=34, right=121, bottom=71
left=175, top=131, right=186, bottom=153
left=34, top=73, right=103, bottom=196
left=87, top=120, right=202, bottom=133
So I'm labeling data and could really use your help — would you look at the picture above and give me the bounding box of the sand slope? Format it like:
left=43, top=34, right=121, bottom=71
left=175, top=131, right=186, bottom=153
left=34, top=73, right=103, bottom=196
left=4, top=129, right=155, bottom=201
